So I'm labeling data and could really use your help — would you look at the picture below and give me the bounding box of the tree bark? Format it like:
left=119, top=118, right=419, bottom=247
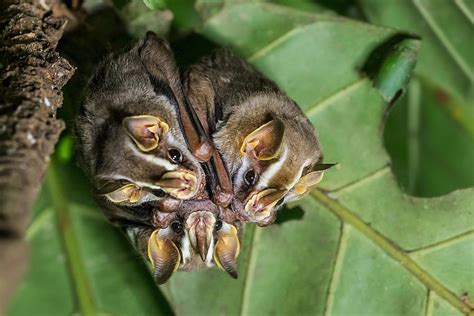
left=0, top=0, right=74, bottom=311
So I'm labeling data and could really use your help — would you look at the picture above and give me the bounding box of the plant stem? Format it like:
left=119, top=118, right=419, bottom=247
left=47, top=161, right=96, bottom=316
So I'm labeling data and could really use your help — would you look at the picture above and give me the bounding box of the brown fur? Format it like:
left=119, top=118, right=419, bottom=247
left=75, top=33, right=205, bottom=226
left=185, top=51, right=324, bottom=224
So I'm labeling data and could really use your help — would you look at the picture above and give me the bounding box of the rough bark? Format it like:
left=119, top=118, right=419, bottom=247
left=0, top=0, right=74, bottom=311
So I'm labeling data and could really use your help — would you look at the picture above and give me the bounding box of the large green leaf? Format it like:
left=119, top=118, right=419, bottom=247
left=6, top=2, right=473, bottom=316
left=6, top=161, right=173, bottom=316
left=159, top=3, right=473, bottom=315
left=358, top=0, right=474, bottom=197
left=359, top=0, right=473, bottom=106
left=384, top=78, right=474, bottom=196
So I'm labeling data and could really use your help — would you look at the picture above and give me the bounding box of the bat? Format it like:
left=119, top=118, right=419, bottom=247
left=185, top=50, right=335, bottom=226
left=76, top=32, right=207, bottom=226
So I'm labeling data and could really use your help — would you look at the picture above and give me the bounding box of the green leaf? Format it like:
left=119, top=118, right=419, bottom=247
left=384, top=78, right=474, bottom=196
left=143, top=0, right=166, bottom=10
left=359, top=0, right=474, bottom=120
left=157, top=3, right=472, bottom=315
left=364, top=37, right=420, bottom=103
left=358, top=0, right=474, bottom=196
left=122, top=0, right=173, bottom=38
left=7, top=3, right=473, bottom=316
left=165, top=0, right=201, bottom=34
left=6, top=161, right=173, bottom=316
left=194, top=0, right=334, bottom=20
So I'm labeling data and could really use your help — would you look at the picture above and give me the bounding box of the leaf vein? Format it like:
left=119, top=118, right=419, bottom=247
left=412, top=0, right=473, bottom=80
left=425, top=290, right=434, bottom=316
left=408, top=230, right=474, bottom=256
left=323, top=223, right=348, bottom=316
left=47, top=163, right=97, bottom=315
left=248, top=25, right=311, bottom=62
left=454, top=0, right=474, bottom=24
left=304, top=78, right=368, bottom=118
left=331, top=165, right=391, bottom=194
left=240, top=226, right=260, bottom=316
left=310, top=189, right=471, bottom=313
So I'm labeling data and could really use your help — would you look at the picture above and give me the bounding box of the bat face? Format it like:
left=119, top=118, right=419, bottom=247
left=124, top=201, right=241, bottom=284
left=185, top=51, right=334, bottom=226
left=76, top=33, right=206, bottom=218
left=217, top=114, right=325, bottom=226
left=92, top=108, right=205, bottom=201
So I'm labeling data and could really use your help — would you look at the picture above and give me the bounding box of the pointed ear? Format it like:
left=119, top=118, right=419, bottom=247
left=147, top=230, right=181, bottom=285
left=240, top=119, right=285, bottom=160
left=104, top=184, right=142, bottom=203
left=313, top=163, right=338, bottom=171
left=122, top=115, right=169, bottom=152
left=292, top=163, right=337, bottom=195
left=214, top=224, right=240, bottom=279
left=139, top=32, right=181, bottom=95
left=139, top=32, right=172, bottom=78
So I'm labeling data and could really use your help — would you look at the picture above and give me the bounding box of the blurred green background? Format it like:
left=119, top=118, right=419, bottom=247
left=5, top=0, right=473, bottom=315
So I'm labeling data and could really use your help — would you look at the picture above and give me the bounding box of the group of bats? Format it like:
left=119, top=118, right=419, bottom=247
left=75, top=32, right=334, bottom=285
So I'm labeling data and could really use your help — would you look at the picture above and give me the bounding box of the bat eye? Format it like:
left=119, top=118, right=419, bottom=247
left=152, top=189, right=166, bottom=197
left=215, top=220, right=223, bottom=231
left=244, top=170, right=256, bottom=186
left=168, top=148, right=182, bottom=163
left=171, top=221, right=183, bottom=234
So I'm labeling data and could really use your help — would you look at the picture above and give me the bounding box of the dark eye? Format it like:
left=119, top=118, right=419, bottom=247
left=244, top=170, right=256, bottom=186
left=215, top=220, right=223, bottom=231
left=152, top=189, right=166, bottom=198
left=168, top=148, right=182, bottom=163
left=171, top=221, right=183, bottom=234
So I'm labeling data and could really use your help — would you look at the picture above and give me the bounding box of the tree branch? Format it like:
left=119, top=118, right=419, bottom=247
left=0, top=0, right=74, bottom=310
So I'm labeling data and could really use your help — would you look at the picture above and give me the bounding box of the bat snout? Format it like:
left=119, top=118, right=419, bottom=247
left=244, top=188, right=287, bottom=223
left=155, top=170, right=199, bottom=199
left=185, top=211, right=216, bottom=262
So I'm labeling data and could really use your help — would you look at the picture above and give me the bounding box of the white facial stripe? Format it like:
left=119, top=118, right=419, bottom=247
left=256, top=145, right=289, bottom=190
left=234, top=156, right=251, bottom=187
left=126, top=141, right=177, bottom=171
left=180, top=231, right=191, bottom=265
left=164, top=132, right=182, bottom=148
left=205, top=237, right=215, bottom=267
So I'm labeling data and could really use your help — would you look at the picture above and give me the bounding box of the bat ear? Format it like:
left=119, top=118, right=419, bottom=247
left=138, top=32, right=181, bottom=95
left=291, top=163, right=337, bottom=195
left=122, top=115, right=169, bottom=152
left=147, top=230, right=181, bottom=285
left=240, top=119, right=285, bottom=160
left=214, top=224, right=240, bottom=279
left=103, top=183, right=143, bottom=203
left=313, top=163, right=338, bottom=172
left=139, top=32, right=172, bottom=76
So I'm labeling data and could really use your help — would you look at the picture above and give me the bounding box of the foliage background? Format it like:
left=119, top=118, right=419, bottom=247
left=5, top=0, right=473, bottom=315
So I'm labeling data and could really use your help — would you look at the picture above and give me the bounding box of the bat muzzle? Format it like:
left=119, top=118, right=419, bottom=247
left=155, top=170, right=198, bottom=199
left=185, top=211, right=215, bottom=261
left=244, top=188, right=287, bottom=222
